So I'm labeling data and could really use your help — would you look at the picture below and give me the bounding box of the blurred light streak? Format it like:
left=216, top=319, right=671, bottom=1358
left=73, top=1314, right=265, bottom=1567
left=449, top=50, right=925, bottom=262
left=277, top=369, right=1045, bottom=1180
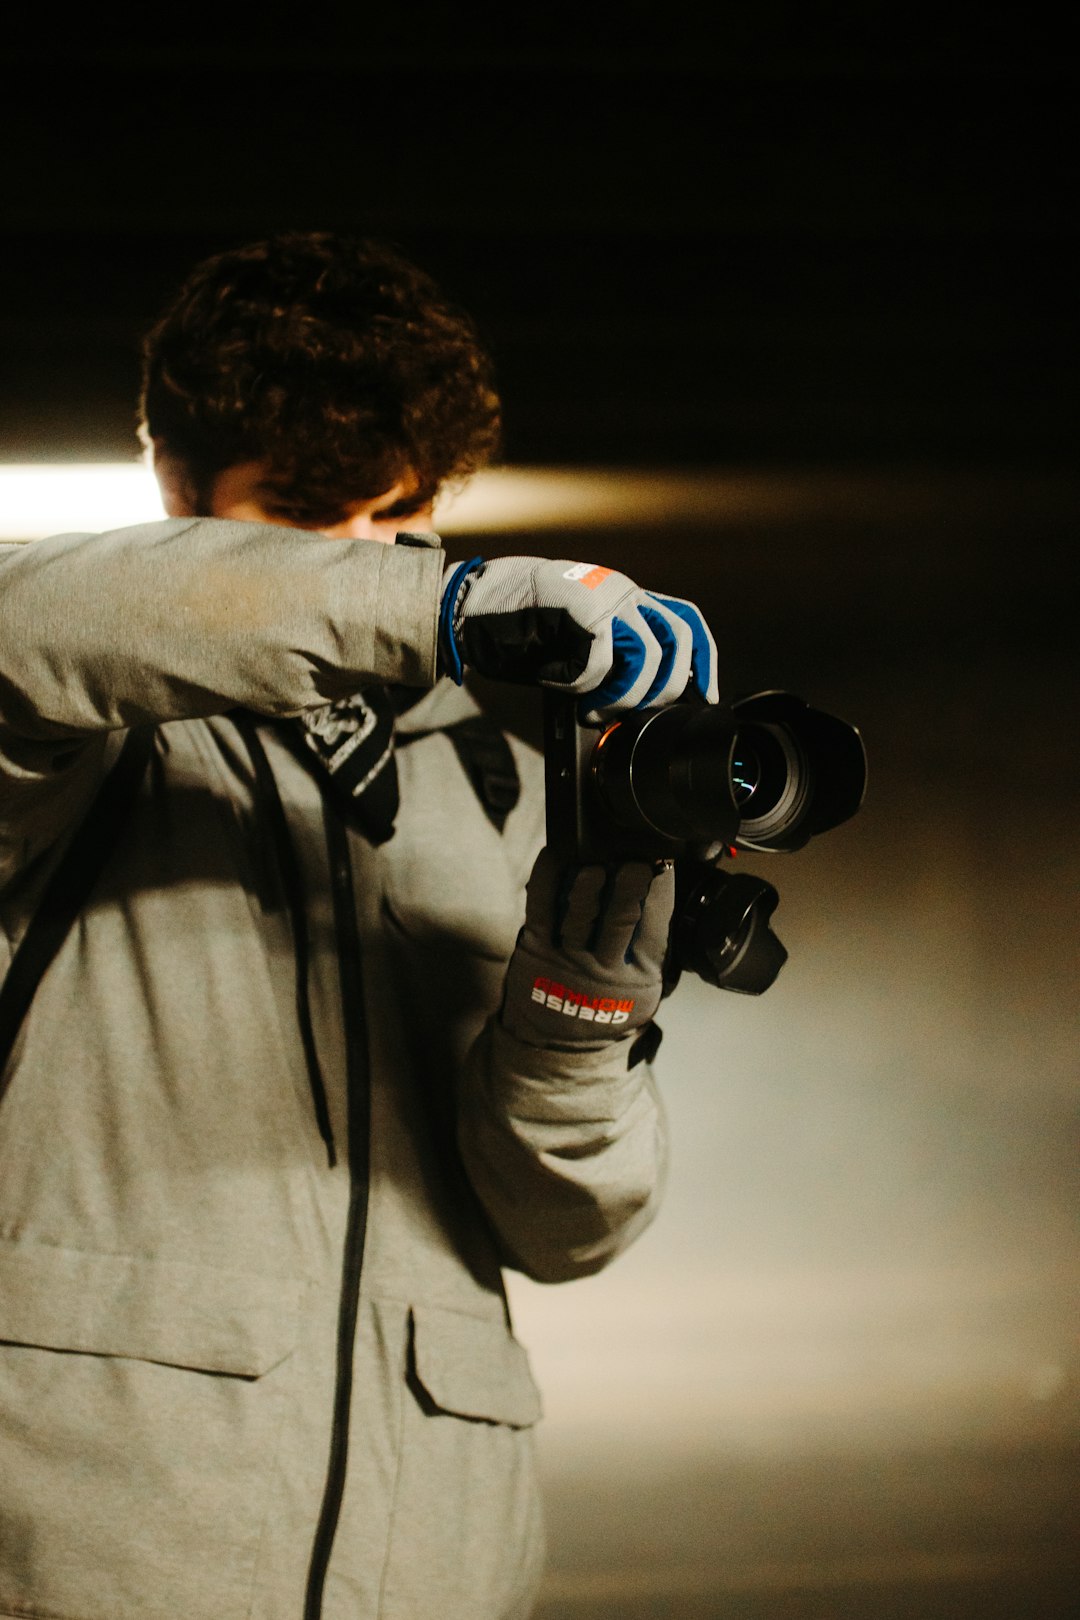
left=0, top=461, right=814, bottom=539
left=0, top=461, right=1053, bottom=542
left=0, top=464, right=166, bottom=539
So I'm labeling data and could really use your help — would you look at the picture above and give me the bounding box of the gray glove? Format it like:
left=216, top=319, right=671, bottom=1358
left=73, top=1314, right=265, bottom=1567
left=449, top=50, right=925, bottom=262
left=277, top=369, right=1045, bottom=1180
left=500, top=847, right=675, bottom=1047
left=440, top=554, right=718, bottom=720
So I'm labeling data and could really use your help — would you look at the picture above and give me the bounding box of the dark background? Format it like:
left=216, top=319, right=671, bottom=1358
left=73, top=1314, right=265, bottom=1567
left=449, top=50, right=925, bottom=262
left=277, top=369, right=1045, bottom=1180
left=3, top=10, right=1078, bottom=1617
left=2, top=7, right=1077, bottom=470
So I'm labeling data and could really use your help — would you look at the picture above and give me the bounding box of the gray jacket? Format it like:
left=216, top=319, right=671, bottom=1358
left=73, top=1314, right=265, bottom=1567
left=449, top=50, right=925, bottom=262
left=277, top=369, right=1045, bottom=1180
left=0, top=520, right=666, bottom=1620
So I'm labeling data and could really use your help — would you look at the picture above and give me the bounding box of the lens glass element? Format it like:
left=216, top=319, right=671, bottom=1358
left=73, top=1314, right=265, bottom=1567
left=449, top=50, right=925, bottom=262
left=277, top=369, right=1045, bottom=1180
left=733, top=723, right=809, bottom=845
left=730, top=744, right=760, bottom=806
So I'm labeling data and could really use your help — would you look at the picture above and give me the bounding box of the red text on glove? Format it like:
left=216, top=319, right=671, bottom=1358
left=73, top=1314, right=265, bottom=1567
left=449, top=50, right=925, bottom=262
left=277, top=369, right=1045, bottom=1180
left=531, top=976, right=634, bottom=1023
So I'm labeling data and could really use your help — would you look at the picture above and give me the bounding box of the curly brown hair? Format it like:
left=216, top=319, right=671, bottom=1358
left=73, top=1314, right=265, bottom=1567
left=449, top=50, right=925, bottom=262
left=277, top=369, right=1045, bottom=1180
left=139, top=232, right=501, bottom=524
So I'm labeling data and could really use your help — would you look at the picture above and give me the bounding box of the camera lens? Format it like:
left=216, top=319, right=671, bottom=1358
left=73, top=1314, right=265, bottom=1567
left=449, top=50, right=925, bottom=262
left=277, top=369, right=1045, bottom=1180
left=579, top=692, right=864, bottom=857
left=589, top=704, right=742, bottom=847
left=730, top=742, right=760, bottom=805
left=733, top=723, right=808, bottom=844
left=676, top=867, right=788, bottom=994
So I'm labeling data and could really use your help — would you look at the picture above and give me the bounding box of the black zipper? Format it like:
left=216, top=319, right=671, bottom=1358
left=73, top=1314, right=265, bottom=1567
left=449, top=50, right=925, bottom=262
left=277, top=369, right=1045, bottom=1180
left=303, top=797, right=372, bottom=1620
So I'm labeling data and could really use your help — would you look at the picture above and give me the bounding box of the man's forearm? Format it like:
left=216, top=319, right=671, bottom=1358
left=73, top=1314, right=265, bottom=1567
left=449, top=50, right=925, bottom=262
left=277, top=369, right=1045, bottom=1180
left=456, top=1020, right=667, bottom=1283
left=0, top=519, right=442, bottom=742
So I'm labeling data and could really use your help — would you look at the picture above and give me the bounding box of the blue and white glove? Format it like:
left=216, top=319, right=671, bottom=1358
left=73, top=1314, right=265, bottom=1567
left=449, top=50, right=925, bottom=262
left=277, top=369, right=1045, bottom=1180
left=440, top=555, right=718, bottom=719
left=500, top=848, right=675, bottom=1048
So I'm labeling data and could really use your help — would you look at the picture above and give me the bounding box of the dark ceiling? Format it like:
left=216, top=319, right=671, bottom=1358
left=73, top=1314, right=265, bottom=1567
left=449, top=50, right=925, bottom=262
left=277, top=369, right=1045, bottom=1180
left=2, top=10, right=1077, bottom=468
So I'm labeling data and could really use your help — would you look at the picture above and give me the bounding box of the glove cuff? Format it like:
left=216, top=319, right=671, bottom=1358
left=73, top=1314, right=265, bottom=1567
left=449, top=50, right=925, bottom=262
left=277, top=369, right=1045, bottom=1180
left=438, top=556, right=484, bottom=682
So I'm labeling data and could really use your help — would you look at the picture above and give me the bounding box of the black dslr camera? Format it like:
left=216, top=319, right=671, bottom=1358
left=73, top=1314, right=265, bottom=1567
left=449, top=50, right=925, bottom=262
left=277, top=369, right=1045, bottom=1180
left=543, top=690, right=866, bottom=994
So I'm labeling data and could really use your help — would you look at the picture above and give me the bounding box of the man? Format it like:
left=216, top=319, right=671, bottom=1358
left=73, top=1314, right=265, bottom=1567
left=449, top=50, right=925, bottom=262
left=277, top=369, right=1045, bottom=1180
left=0, top=233, right=717, bottom=1620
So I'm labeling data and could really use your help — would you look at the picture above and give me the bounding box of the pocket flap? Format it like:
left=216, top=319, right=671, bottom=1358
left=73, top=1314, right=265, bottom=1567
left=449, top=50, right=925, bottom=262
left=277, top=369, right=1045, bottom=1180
left=0, top=1241, right=306, bottom=1376
left=410, top=1304, right=542, bottom=1428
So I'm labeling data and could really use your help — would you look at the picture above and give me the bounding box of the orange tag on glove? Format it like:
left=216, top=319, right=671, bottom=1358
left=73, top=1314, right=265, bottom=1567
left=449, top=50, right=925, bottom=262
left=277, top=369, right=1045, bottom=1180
left=562, top=563, right=613, bottom=590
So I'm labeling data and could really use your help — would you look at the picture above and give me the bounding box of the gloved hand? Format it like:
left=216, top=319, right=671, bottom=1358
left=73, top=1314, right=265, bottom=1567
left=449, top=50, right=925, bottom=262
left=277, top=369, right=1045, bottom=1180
left=440, top=555, right=717, bottom=719
left=500, top=847, right=675, bottom=1047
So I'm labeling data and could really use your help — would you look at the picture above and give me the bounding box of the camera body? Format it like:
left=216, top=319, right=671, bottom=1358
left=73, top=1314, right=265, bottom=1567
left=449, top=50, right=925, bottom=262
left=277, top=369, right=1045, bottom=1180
left=543, top=690, right=866, bottom=994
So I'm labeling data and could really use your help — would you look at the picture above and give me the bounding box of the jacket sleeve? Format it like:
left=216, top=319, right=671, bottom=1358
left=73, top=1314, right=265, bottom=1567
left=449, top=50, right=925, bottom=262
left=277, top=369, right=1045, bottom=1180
left=455, top=1018, right=668, bottom=1284
left=0, top=522, right=443, bottom=894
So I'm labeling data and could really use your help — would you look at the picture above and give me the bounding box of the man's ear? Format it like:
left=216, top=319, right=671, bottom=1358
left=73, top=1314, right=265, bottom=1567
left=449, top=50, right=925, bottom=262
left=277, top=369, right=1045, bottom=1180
left=152, top=442, right=201, bottom=517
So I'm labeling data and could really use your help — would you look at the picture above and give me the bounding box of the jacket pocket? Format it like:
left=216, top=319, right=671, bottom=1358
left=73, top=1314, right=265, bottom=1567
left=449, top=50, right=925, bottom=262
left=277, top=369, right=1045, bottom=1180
left=408, top=1302, right=542, bottom=1427
left=379, top=1304, right=545, bottom=1619
left=0, top=1242, right=304, bottom=1620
